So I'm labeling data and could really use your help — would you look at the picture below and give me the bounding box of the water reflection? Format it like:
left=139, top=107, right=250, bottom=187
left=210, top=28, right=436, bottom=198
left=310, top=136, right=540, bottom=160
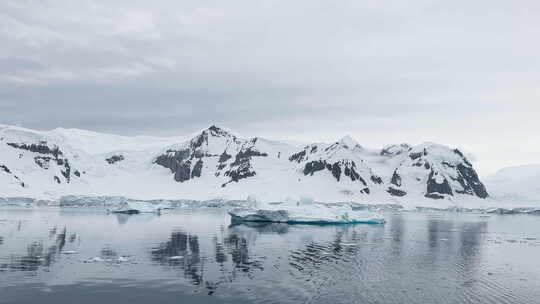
left=229, top=222, right=289, bottom=234
left=101, top=246, right=119, bottom=259
left=115, top=213, right=158, bottom=225
left=0, top=227, right=67, bottom=272
left=289, top=229, right=377, bottom=274
left=150, top=227, right=266, bottom=295
left=1, top=209, right=539, bottom=304
left=150, top=230, right=203, bottom=285
left=223, top=233, right=264, bottom=273
left=69, top=232, right=77, bottom=243
left=115, top=213, right=131, bottom=225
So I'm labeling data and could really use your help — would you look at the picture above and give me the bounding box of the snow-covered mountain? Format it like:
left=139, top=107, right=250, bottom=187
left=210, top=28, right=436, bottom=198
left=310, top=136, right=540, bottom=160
left=0, top=124, right=491, bottom=206
left=485, top=164, right=540, bottom=203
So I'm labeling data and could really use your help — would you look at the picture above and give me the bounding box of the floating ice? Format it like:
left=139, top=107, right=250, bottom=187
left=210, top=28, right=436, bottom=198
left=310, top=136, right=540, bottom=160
left=229, top=202, right=385, bottom=224
left=117, top=256, right=130, bottom=262
left=111, top=201, right=161, bottom=214
left=84, top=256, right=131, bottom=263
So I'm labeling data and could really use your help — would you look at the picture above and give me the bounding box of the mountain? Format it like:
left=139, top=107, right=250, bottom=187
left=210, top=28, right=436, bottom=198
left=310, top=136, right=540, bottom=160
left=287, top=136, right=383, bottom=195
left=485, top=164, right=540, bottom=203
left=385, top=143, right=488, bottom=200
left=153, top=126, right=277, bottom=187
left=0, top=124, right=490, bottom=206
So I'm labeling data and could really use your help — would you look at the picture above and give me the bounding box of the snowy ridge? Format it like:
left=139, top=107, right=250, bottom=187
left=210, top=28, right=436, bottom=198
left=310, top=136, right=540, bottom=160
left=386, top=143, right=488, bottom=200
left=485, top=164, right=540, bottom=204
left=0, top=123, right=527, bottom=209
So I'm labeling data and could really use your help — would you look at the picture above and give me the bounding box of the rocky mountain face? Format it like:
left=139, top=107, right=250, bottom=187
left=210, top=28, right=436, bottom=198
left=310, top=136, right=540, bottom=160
left=0, top=124, right=488, bottom=202
left=384, top=143, right=488, bottom=200
left=0, top=126, right=82, bottom=190
left=154, top=126, right=270, bottom=187
left=288, top=138, right=382, bottom=195
left=152, top=127, right=487, bottom=200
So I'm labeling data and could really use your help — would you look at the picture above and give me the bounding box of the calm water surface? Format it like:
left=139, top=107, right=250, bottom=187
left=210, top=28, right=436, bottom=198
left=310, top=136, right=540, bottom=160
left=0, top=207, right=539, bottom=304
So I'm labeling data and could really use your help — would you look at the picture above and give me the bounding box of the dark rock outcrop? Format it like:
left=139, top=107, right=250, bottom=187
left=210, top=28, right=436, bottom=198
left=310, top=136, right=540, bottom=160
left=387, top=187, right=407, bottom=197
left=425, top=193, right=445, bottom=199
left=454, top=163, right=488, bottom=198
left=0, top=164, right=25, bottom=187
left=426, top=169, right=453, bottom=197
left=154, top=126, right=268, bottom=186
left=0, top=164, right=11, bottom=174
left=289, top=150, right=307, bottom=163
left=302, top=159, right=370, bottom=193
left=390, top=170, right=401, bottom=187
left=222, top=147, right=268, bottom=186
left=155, top=148, right=196, bottom=182
left=106, top=155, right=124, bottom=164
left=7, top=142, right=62, bottom=158
left=371, top=175, right=383, bottom=184
left=303, top=160, right=326, bottom=176
left=389, top=144, right=488, bottom=200
left=191, top=159, right=203, bottom=178
left=7, top=141, right=77, bottom=184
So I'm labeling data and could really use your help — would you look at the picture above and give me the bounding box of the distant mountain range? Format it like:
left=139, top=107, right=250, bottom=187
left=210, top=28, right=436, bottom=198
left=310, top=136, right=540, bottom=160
left=0, top=124, right=533, bottom=207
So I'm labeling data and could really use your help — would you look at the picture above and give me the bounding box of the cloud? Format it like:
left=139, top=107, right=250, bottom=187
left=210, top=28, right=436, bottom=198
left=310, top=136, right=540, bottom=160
left=0, top=0, right=539, bottom=175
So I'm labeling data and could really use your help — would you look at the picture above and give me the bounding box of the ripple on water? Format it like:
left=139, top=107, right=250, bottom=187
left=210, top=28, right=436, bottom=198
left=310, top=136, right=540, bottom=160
left=1, top=208, right=540, bottom=304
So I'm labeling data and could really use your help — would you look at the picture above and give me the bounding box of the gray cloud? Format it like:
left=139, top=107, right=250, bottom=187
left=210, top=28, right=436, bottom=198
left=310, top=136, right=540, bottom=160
left=1, top=0, right=539, bottom=176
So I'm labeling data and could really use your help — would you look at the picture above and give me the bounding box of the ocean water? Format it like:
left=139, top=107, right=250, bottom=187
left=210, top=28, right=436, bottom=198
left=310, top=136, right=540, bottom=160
left=0, top=207, right=539, bottom=304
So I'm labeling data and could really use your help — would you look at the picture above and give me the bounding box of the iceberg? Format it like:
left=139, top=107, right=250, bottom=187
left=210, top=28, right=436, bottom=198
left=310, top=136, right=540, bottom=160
left=229, top=203, right=385, bottom=225
left=111, top=201, right=161, bottom=214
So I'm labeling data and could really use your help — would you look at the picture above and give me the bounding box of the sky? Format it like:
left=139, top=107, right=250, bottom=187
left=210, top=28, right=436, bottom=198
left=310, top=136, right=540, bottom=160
left=0, top=0, right=539, bottom=176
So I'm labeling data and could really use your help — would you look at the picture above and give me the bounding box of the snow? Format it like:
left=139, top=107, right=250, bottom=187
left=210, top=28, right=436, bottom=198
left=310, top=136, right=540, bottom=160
left=0, top=124, right=538, bottom=211
left=338, top=135, right=362, bottom=151
left=485, top=164, right=540, bottom=203
left=381, top=143, right=411, bottom=156
left=229, top=202, right=386, bottom=224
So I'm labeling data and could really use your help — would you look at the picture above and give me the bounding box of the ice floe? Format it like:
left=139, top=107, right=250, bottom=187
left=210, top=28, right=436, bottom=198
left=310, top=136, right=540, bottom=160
left=229, top=201, right=385, bottom=224
left=111, top=201, right=162, bottom=214
left=84, top=256, right=132, bottom=263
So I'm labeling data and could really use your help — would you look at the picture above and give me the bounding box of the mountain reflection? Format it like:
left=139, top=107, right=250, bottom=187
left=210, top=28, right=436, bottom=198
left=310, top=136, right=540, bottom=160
left=150, top=228, right=264, bottom=295
left=229, top=222, right=289, bottom=234
left=150, top=231, right=203, bottom=285
left=223, top=233, right=264, bottom=273
left=101, top=246, right=119, bottom=258
left=0, top=227, right=67, bottom=272
left=115, top=213, right=158, bottom=225
left=289, top=229, right=373, bottom=273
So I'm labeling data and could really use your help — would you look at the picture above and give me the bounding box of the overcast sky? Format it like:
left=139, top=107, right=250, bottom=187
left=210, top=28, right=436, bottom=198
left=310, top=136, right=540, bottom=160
left=0, top=0, right=539, bottom=176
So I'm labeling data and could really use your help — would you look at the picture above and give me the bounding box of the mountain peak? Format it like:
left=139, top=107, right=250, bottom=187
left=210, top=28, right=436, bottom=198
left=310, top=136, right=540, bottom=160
left=381, top=143, right=412, bottom=156
left=338, top=135, right=361, bottom=150
left=199, top=125, right=235, bottom=137
left=204, top=125, right=233, bottom=138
